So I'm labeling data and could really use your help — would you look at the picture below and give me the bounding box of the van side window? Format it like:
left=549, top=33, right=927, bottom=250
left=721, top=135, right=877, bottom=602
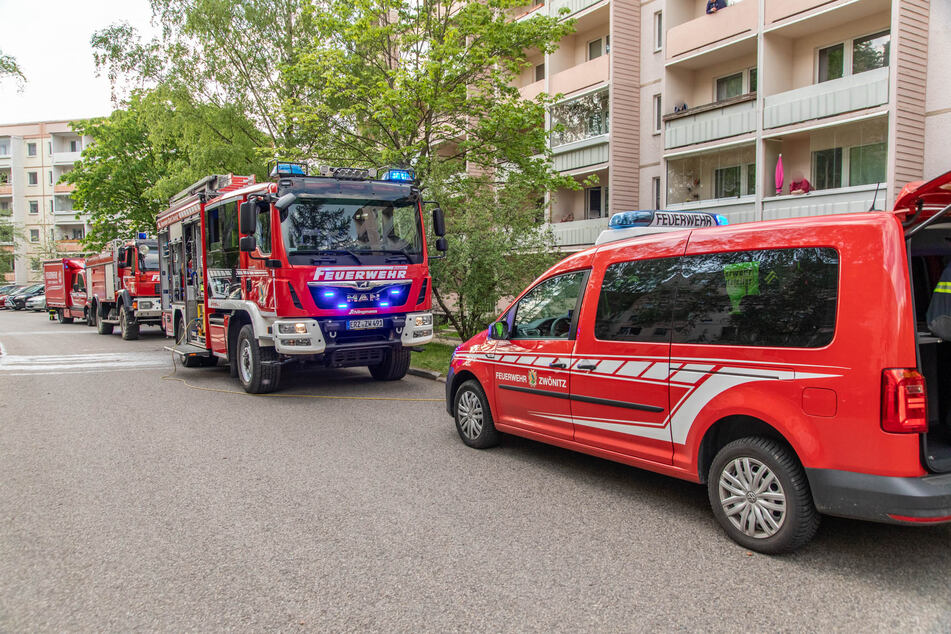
left=594, top=257, right=679, bottom=342
left=512, top=271, right=586, bottom=339
left=675, top=247, right=839, bottom=348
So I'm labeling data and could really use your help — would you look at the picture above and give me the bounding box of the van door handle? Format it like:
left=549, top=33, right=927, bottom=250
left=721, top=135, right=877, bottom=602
left=549, top=360, right=567, bottom=369
left=576, top=360, right=598, bottom=371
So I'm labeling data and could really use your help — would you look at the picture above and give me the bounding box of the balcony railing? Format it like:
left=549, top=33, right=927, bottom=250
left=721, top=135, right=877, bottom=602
left=0, top=184, right=12, bottom=196
left=519, top=79, right=545, bottom=101
left=52, top=150, right=82, bottom=166
left=548, top=217, right=610, bottom=249
left=56, top=239, right=84, bottom=253
left=552, top=136, right=609, bottom=172
left=762, top=183, right=885, bottom=220
left=549, top=54, right=610, bottom=97
left=765, top=0, right=838, bottom=25
left=54, top=183, right=76, bottom=194
left=664, top=94, right=756, bottom=150
left=667, top=0, right=758, bottom=61
left=763, top=66, right=889, bottom=129
left=666, top=196, right=758, bottom=225
left=549, top=0, right=603, bottom=18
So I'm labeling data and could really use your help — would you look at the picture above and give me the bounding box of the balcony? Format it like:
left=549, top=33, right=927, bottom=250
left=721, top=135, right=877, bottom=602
left=765, top=0, right=836, bottom=24
left=549, top=217, right=609, bottom=249
left=765, top=0, right=890, bottom=32
left=667, top=1, right=758, bottom=63
left=519, top=79, right=545, bottom=101
left=552, top=136, right=609, bottom=172
left=667, top=196, right=757, bottom=225
left=549, top=54, right=609, bottom=97
left=664, top=94, right=756, bottom=150
left=52, top=151, right=82, bottom=166
left=0, top=184, right=11, bottom=196
left=763, top=183, right=885, bottom=221
left=54, top=183, right=76, bottom=194
left=763, top=66, right=889, bottom=130
left=550, top=0, right=604, bottom=18
left=56, top=239, right=84, bottom=253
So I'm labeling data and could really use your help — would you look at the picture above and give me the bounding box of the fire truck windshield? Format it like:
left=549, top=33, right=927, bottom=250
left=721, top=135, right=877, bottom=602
left=280, top=197, right=423, bottom=265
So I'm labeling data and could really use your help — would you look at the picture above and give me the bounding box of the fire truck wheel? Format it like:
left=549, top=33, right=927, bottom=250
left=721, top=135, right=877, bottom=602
left=368, top=348, right=411, bottom=381
left=57, top=309, right=74, bottom=324
left=707, top=436, right=820, bottom=554
left=236, top=324, right=281, bottom=393
left=96, top=308, right=114, bottom=335
left=85, top=305, right=95, bottom=327
left=452, top=379, right=500, bottom=449
left=119, top=307, right=139, bottom=340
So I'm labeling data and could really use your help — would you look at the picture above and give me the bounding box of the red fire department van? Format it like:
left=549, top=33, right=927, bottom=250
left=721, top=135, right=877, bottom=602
left=447, top=174, right=951, bottom=554
left=43, top=258, right=87, bottom=323
left=86, top=237, right=162, bottom=340
left=156, top=164, right=447, bottom=393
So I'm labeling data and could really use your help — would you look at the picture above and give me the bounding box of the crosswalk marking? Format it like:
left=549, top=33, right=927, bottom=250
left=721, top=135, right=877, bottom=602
left=0, top=351, right=171, bottom=375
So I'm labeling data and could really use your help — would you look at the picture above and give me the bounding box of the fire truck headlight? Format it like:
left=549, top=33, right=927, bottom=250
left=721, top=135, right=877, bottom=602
left=414, top=314, right=433, bottom=327
left=277, top=322, right=308, bottom=334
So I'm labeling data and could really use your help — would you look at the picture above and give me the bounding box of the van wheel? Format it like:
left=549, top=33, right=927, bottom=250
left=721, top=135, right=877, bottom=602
left=236, top=324, right=281, bottom=393
left=453, top=380, right=500, bottom=449
left=368, top=348, right=411, bottom=381
left=96, top=305, right=113, bottom=335
left=119, top=307, right=139, bottom=340
left=57, top=309, right=74, bottom=324
left=708, top=437, right=820, bottom=554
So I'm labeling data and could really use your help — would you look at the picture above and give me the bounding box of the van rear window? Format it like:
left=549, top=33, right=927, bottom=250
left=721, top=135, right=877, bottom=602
left=675, top=247, right=839, bottom=348
left=593, top=247, right=838, bottom=348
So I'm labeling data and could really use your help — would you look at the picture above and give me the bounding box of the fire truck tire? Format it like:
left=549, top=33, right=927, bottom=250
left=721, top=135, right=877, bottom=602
left=97, top=309, right=114, bottom=335
left=85, top=305, right=95, bottom=326
left=57, top=309, right=74, bottom=324
left=368, top=348, right=411, bottom=381
left=119, top=308, right=139, bottom=340
left=452, top=379, right=500, bottom=449
left=236, top=324, right=281, bottom=393
left=707, top=436, right=820, bottom=555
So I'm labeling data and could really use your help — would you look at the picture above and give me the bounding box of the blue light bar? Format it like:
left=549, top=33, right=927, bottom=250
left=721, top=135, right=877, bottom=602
left=608, top=209, right=726, bottom=230
left=137, top=232, right=148, bottom=239
left=270, top=162, right=307, bottom=177
left=381, top=168, right=415, bottom=182
left=715, top=214, right=730, bottom=226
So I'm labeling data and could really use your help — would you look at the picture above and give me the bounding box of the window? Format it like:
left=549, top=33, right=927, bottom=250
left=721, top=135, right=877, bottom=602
left=535, top=63, right=545, bottom=82
left=674, top=247, right=839, bottom=348
left=29, top=229, right=39, bottom=242
left=652, top=177, right=661, bottom=209
left=49, top=200, right=54, bottom=213
left=852, top=30, right=890, bottom=74
left=586, top=187, right=603, bottom=220
left=849, top=142, right=886, bottom=186
left=654, top=11, right=663, bottom=52
left=550, top=90, right=610, bottom=146
left=746, top=163, right=756, bottom=196
left=813, top=148, right=843, bottom=190
left=27, top=142, right=37, bottom=157
left=749, top=67, right=757, bottom=92
left=254, top=203, right=272, bottom=255
left=28, top=172, right=37, bottom=185
left=818, top=43, right=844, bottom=83
left=714, top=166, right=741, bottom=198
left=69, top=140, right=79, bottom=152
left=29, top=200, right=38, bottom=214
left=587, top=35, right=609, bottom=60
left=47, top=142, right=52, bottom=155
left=716, top=72, right=744, bottom=101
left=0, top=224, right=12, bottom=243
left=48, top=171, right=53, bottom=184
left=595, top=257, right=678, bottom=342
left=653, top=94, right=662, bottom=134
left=511, top=271, right=586, bottom=340
left=0, top=142, right=8, bottom=155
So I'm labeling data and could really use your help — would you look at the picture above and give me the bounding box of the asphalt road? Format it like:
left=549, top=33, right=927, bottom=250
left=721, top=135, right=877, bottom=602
left=1, top=309, right=950, bottom=632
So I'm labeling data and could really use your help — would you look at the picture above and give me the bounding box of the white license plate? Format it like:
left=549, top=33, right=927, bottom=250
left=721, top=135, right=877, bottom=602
left=347, top=318, right=384, bottom=330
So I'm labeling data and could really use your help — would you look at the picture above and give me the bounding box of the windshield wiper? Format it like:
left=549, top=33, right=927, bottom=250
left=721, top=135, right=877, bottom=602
left=295, top=249, right=364, bottom=265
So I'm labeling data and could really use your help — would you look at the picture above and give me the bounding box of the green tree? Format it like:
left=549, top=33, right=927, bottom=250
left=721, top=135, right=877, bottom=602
left=285, top=0, right=575, bottom=338
left=0, top=49, right=26, bottom=92
left=64, top=89, right=267, bottom=249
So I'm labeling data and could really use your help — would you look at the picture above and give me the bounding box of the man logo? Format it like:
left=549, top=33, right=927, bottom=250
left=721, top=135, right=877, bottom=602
left=528, top=368, right=538, bottom=388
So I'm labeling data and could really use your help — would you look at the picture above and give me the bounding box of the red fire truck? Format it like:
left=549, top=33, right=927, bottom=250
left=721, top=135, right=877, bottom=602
left=156, top=165, right=447, bottom=393
left=43, top=258, right=88, bottom=323
left=86, top=236, right=162, bottom=340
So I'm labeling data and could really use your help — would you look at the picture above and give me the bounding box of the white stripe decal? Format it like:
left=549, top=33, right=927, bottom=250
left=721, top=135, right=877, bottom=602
left=594, top=359, right=624, bottom=374
left=616, top=361, right=650, bottom=377
left=642, top=362, right=670, bottom=380
left=501, top=355, right=518, bottom=363
left=668, top=374, right=760, bottom=444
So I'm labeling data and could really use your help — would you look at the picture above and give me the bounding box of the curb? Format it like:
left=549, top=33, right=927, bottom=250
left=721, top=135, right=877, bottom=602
left=408, top=367, right=446, bottom=383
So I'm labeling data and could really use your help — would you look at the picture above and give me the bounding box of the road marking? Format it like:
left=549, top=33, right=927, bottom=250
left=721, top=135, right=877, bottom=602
left=0, top=330, right=100, bottom=336
left=0, top=351, right=170, bottom=375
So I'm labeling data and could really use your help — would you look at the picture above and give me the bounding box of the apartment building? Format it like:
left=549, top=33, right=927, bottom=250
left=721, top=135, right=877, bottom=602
left=0, top=120, right=91, bottom=283
left=512, top=0, right=948, bottom=250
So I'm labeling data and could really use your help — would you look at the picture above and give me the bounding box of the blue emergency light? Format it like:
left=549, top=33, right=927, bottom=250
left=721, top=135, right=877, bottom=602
left=271, top=162, right=307, bottom=177
left=381, top=168, right=415, bottom=182
left=137, top=232, right=148, bottom=239
left=608, top=209, right=729, bottom=230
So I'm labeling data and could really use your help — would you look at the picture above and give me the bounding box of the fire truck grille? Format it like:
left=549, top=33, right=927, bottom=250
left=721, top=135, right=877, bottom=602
left=330, top=347, right=386, bottom=367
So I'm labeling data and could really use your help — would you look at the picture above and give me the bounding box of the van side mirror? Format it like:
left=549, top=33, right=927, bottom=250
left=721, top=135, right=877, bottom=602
left=239, top=201, right=256, bottom=235
left=239, top=236, right=257, bottom=252
left=435, top=237, right=448, bottom=252
left=489, top=320, right=510, bottom=340
left=432, top=207, right=446, bottom=237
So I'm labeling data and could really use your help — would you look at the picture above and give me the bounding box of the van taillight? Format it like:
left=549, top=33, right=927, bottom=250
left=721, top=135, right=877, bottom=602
left=881, top=369, right=928, bottom=433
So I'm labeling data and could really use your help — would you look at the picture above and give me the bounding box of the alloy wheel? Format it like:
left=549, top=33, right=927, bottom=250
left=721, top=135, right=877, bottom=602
left=457, top=390, right=484, bottom=440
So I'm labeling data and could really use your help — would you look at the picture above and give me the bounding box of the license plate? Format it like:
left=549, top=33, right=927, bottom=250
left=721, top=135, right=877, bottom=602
left=347, top=318, right=384, bottom=330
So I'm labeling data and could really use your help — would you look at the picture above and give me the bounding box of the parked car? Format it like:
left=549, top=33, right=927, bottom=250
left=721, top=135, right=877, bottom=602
left=0, top=285, right=25, bottom=309
left=447, top=186, right=951, bottom=554
left=8, top=284, right=45, bottom=310
left=25, top=294, right=46, bottom=312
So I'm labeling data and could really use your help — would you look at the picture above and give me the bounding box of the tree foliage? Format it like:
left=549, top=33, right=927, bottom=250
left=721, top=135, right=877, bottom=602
left=0, top=49, right=26, bottom=92
left=64, top=89, right=267, bottom=249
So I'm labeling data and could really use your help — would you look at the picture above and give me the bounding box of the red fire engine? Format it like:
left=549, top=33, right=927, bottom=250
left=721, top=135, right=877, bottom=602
left=43, top=258, right=88, bottom=323
left=156, top=164, right=447, bottom=393
left=85, top=236, right=162, bottom=340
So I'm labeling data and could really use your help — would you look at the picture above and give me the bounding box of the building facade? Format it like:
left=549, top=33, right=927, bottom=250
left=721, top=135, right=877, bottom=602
left=0, top=120, right=91, bottom=283
left=512, top=0, right=947, bottom=250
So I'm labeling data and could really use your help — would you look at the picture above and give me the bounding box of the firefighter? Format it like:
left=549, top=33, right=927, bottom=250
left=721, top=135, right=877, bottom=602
left=927, top=261, right=951, bottom=341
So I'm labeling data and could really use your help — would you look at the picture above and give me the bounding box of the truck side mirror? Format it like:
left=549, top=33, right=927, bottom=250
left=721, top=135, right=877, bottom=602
left=432, top=207, right=446, bottom=237
left=488, top=320, right=510, bottom=340
left=239, top=201, right=256, bottom=235
left=435, top=237, right=448, bottom=252
left=275, top=193, right=296, bottom=211
left=239, top=236, right=257, bottom=252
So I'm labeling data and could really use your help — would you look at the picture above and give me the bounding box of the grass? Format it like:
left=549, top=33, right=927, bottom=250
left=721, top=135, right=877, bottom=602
left=411, top=342, right=456, bottom=375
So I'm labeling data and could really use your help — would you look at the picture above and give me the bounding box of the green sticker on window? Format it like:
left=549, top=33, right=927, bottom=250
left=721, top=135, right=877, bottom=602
left=723, top=262, right=759, bottom=313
